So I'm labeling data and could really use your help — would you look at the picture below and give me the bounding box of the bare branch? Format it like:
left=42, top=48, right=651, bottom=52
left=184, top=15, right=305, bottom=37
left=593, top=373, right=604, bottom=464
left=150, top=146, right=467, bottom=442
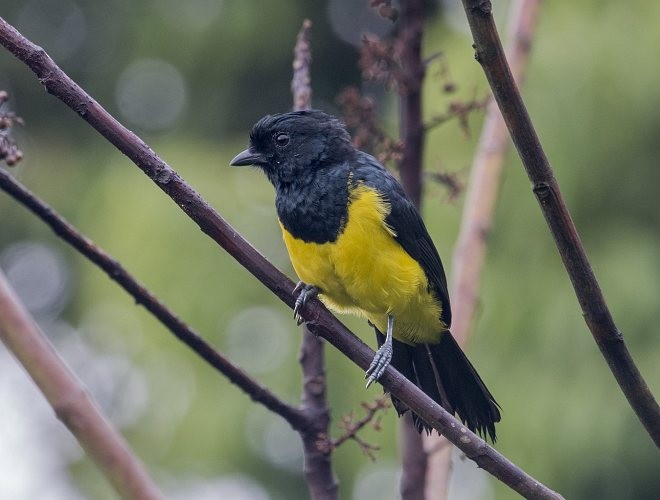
left=399, top=413, right=427, bottom=498
left=0, top=270, right=163, bottom=500
left=0, top=169, right=309, bottom=432
left=292, top=19, right=313, bottom=112
left=397, top=0, right=425, bottom=207
left=298, top=327, right=337, bottom=499
left=0, top=17, right=564, bottom=498
left=459, top=0, right=660, bottom=445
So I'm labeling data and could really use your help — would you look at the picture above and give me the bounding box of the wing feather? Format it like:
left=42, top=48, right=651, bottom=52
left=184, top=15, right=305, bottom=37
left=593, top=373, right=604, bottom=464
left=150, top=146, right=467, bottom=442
left=353, top=153, right=452, bottom=327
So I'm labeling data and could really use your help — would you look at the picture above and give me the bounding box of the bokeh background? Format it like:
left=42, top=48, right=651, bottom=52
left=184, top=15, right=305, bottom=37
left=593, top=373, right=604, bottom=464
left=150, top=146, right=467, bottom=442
left=1, top=1, right=659, bottom=499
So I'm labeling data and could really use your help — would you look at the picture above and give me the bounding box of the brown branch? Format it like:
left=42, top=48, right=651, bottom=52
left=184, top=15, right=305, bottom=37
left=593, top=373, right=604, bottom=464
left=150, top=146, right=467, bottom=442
left=399, top=412, right=428, bottom=498
left=459, top=1, right=660, bottom=446
left=298, top=327, right=337, bottom=499
left=0, top=270, right=163, bottom=500
left=397, top=0, right=425, bottom=207
left=425, top=2, right=544, bottom=498
left=0, top=17, right=564, bottom=498
left=291, top=19, right=339, bottom=500
left=0, top=168, right=309, bottom=432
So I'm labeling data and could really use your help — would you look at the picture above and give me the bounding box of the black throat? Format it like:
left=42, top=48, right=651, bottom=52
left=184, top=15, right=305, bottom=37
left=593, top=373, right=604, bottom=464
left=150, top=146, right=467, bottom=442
left=275, top=164, right=351, bottom=244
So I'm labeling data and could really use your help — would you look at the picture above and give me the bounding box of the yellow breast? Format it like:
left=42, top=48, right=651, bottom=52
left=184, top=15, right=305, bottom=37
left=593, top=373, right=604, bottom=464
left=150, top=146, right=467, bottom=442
left=280, top=184, right=444, bottom=344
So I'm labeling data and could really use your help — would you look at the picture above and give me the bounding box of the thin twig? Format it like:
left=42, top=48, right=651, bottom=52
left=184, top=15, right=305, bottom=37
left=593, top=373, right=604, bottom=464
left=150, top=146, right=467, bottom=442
left=345, top=433, right=380, bottom=462
left=425, top=2, right=544, bottom=498
left=459, top=0, right=660, bottom=445
left=0, top=169, right=309, bottom=432
left=0, top=270, right=163, bottom=500
left=331, top=395, right=390, bottom=452
left=291, top=19, right=340, bottom=500
left=0, top=17, right=564, bottom=498
left=423, top=94, right=489, bottom=134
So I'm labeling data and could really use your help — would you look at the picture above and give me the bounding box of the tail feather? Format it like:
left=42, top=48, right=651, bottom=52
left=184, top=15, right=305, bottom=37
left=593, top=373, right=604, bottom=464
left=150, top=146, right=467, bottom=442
left=408, top=345, right=451, bottom=432
left=374, top=328, right=501, bottom=442
left=430, top=333, right=501, bottom=442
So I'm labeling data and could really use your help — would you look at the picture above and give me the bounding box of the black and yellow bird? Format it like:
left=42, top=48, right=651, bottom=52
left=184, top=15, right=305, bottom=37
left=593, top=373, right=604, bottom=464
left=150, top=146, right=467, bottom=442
left=230, top=110, right=501, bottom=441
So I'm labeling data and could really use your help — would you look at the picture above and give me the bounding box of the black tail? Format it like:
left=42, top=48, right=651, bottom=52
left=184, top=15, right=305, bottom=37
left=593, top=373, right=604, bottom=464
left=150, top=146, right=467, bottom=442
left=375, top=329, right=501, bottom=442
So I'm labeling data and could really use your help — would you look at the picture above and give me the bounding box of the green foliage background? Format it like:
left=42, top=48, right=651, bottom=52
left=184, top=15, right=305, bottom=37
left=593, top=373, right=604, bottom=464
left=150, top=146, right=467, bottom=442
left=1, top=1, right=658, bottom=498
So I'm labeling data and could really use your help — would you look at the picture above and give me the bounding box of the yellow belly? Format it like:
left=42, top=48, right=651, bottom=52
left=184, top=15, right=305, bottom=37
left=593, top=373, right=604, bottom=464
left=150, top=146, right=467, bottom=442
left=281, top=185, right=444, bottom=344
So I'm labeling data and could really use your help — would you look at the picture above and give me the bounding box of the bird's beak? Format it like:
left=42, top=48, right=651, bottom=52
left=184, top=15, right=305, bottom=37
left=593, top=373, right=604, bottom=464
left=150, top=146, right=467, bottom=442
left=229, top=148, right=266, bottom=167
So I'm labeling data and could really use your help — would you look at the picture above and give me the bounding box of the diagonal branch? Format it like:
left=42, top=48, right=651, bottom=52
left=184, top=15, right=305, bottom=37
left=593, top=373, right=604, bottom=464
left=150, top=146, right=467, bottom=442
left=0, top=17, right=563, bottom=498
left=0, top=168, right=309, bottom=432
left=459, top=0, right=660, bottom=446
left=0, top=269, right=163, bottom=500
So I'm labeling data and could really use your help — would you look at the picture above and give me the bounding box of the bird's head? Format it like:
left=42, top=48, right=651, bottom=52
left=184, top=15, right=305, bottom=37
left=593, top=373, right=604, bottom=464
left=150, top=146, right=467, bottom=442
left=229, top=110, right=354, bottom=186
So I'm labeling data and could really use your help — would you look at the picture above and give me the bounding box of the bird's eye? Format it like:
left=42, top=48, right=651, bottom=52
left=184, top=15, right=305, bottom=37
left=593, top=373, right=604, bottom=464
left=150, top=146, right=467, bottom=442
left=275, top=133, right=290, bottom=147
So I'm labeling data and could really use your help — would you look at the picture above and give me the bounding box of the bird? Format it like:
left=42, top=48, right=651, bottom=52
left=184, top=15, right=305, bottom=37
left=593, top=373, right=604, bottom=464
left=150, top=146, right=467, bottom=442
left=230, top=109, right=501, bottom=441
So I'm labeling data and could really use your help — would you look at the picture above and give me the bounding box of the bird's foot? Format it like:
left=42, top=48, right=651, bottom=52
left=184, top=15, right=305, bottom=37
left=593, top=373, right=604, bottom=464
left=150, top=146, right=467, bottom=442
left=365, top=315, right=394, bottom=388
left=293, top=281, right=318, bottom=325
left=365, top=343, right=393, bottom=388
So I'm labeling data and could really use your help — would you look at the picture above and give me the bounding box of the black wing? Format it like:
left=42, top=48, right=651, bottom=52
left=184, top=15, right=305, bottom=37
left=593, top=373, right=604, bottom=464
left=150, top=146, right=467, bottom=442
left=353, top=153, right=452, bottom=327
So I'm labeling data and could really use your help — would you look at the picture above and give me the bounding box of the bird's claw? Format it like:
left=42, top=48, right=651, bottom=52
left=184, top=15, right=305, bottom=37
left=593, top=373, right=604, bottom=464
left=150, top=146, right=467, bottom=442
left=293, top=282, right=318, bottom=325
left=365, top=342, right=393, bottom=388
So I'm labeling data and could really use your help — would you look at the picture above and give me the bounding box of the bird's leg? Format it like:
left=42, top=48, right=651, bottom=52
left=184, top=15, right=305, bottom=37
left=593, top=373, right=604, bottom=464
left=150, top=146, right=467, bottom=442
left=293, top=281, right=319, bottom=325
left=365, top=315, right=394, bottom=388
